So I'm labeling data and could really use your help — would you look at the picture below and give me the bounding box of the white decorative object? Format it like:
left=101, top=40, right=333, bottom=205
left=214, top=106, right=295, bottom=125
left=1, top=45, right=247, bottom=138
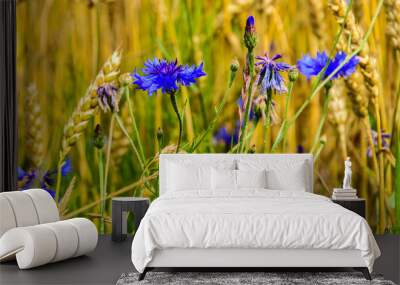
left=342, top=157, right=353, bottom=190
left=0, top=189, right=98, bottom=269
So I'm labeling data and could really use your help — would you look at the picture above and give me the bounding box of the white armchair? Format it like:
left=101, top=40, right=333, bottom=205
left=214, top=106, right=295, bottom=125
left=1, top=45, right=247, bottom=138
left=0, top=189, right=98, bottom=269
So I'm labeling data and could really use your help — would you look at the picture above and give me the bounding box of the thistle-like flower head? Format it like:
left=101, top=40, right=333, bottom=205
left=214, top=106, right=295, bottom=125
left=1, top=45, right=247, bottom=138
left=97, top=84, right=119, bottom=113
left=132, top=58, right=206, bottom=96
left=245, top=16, right=255, bottom=33
left=256, top=53, right=292, bottom=94
left=244, top=16, right=257, bottom=50
left=297, top=51, right=359, bottom=80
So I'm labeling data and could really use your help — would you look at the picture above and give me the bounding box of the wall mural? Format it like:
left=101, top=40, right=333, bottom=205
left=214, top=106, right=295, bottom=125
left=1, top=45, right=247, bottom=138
left=16, top=0, right=399, bottom=234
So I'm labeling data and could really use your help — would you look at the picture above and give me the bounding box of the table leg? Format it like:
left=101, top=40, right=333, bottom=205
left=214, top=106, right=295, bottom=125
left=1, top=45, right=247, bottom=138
left=112, top=201, right=124, bottom=242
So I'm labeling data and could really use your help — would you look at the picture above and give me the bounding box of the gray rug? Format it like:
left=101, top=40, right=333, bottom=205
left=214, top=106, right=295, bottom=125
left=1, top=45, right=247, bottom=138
left=116, top=272, right=396, bottom=285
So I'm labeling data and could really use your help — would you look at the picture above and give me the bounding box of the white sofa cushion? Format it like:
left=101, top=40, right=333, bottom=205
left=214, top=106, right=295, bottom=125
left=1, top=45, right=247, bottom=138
left=23, top=189, right=59, bottom=224
left=0, top=218, right=97, bottom=269
left=0, top=196, right=17, bottom=237
left=0, top=189, right=59, bottom=237
left=0, top=189, right=98, bottom=269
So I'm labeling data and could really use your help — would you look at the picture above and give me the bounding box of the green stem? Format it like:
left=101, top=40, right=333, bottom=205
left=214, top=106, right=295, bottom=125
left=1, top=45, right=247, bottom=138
left=116, top=111, right=156, bottom=198
left=55, top=158, right=63, bottom=206
left=115, top=114, right=144, bottom=169
left=239, top=47, right=255, bottom=153
left=229, top=128, right=256, bottom=153
left=125, top=87, right=146, bottom=163
left=239, top=77, right=255, bottom=153
left=190, top=68, right=238, bottom=152
left=247, top=49, right=255, bottom=77
left=375, top=102, right=386, bottom=234
left=282, top=81, right=294, bottom=152
left=103, top=115, right=115, bottom=202
left=314, top=139, right=326, bottom=162
left=98, top=149, right=105, bottom=235
left=169, top=92, right=182, bottom=153
left=263, top=90, right=272, bottom=152
left=310, top=88, right=331, bottom=153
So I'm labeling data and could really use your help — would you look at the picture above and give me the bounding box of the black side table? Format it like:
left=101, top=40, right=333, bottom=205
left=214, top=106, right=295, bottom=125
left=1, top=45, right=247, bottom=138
left=332, top=198, right=366, bottom=218
left=112, top=197, right=150, bottom=242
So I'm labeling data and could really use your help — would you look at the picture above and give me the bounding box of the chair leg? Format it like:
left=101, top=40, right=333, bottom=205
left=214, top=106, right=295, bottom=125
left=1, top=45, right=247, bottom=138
left=138, top=268, right=148, bottom=281
left=354, top=267, right=372, bottom=280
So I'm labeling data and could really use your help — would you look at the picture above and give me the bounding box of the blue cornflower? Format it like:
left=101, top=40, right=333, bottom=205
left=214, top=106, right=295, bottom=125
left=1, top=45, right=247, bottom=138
left=61, top=159, right=73, bottom=176
left=133, top=58, right=206, bottom=153
left=17, top=168, right=36, bottom=190
left=132, top=58, right=206, bottom=96
left=256, top=53, right=292, bottom=94
left=297, top=51, right=359, bottom=80
left=18, top=159, right=73, bottom=198
left=213, top=122, right=240, bottom=149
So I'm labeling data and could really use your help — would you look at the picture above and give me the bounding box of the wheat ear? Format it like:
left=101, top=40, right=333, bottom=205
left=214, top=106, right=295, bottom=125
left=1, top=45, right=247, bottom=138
left=384, top=0, right=400, bottom=52
left=25, top=84, right=46, bottom=169
left=353, top=0, right=364, bottom=22
left=329, top=0, right=380, bottom=103
left=59, top=49, right=122, bottom=161
left=337, top=39, right=369, bottom=118
left=55, top=49, right=122, bottom=203
left=328, top=82, right=348, bottom=158
left=308, top=0, right=327, bottom=44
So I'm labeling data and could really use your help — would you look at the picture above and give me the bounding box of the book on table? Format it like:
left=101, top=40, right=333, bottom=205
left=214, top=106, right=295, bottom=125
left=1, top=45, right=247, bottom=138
left=332, top=188, right=358, bottom=200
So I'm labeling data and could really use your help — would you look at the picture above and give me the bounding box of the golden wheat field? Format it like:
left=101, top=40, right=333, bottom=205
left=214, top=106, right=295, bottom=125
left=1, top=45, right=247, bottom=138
left=16, top=0, right=399, bottom=234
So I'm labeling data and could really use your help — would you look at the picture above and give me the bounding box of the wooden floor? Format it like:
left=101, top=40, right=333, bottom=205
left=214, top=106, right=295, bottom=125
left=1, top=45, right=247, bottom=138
left=0, top=235, right=398, bottom=285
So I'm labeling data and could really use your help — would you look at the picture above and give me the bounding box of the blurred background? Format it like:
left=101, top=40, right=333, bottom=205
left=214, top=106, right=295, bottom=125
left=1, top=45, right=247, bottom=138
left=16, top=0, right=399, bottom=233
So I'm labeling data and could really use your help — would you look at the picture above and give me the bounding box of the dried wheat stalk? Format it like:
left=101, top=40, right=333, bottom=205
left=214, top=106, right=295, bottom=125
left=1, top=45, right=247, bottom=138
left=329, top=0, right=380, bottom=104
left=308, top=0, right=327, bottom=43
left=384, top=0, right=400, bottom=52
left=25, top=84, right=46, bottom=168
left=328, top=82, right=348, bottom=158
left=59, top=49, right=122, bottom=161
